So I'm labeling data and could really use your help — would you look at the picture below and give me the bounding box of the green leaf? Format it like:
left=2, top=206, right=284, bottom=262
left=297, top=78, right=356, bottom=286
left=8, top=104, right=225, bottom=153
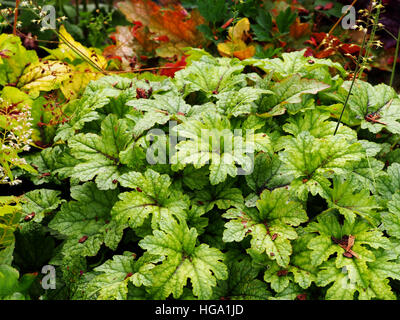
left=325, top=176, right=381, bottom=225
left=54, top=87, right=121, bottom=141
left=0, top=264, right=19, bottom=297
left=184, top=205, right=209, bottom=236
left=382, top=193, right=400, bottom=238
left=215, top=87, right=272, bottom=117
left=21, top=189, right=63, bottom=223
left=24, top=145, right=80, bottom=185
left=0, top=34, right=38, bottom=86
left=262, top=254, right=315, bottom=294
left=275, top=7, right=296, bottom=34
left=67, top=114, right=140, bottom=190
left=315, top=261, right=357, bottom=300
left=258, top=75, right=330, bottom=116
left=366, top=246, right=400, bottom=300
left=48, top=182, right=123, bottom=259
left=82, top=253, right=161, bottom=300
left=181, top=166, right=210, bottom=191
left=252, top=11, right=273, bottom=42
left=306, top=210, right=389, bottom=267
left=268, top=282, right=303, bottom=300
left=332, top=81, right=400, bottom=134
left=172, top=112, right=265, bottom=184
left=139, top=217, right=228, bottom=299
left=111, top=169, right=189, bottom=229
left=376, top=163, right=400, bottom=200
left=192, top=183, right=244, bottom=212
left=305, top=210, right=396, bottom=299
left=212, top=258, right=271, bottom=300
left=282, top=109, right=356, bottom=140
left=0, top=197, right=22, bottom=251
left=197, top=0, right=228, bottom=24
left=223, top=188, right=307, bottom=267
left=175, top=56, right=246, bottom=96
left=279, top=131, right=364, bottom=200
left=358, top=140, right=389, bottom=157
left=126, top=92, right=191, bottom=136
left=350, top=157, right=385, bottom=193
left=0, top=243, right=14, bottom=265
left=245, top=49, right=346, bottom=80
left=245, top=153, right=290, bottom=193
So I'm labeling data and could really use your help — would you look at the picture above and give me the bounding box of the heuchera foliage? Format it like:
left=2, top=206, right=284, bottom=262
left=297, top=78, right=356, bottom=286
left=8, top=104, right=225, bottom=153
left=3, top=48, right=400, bottom=300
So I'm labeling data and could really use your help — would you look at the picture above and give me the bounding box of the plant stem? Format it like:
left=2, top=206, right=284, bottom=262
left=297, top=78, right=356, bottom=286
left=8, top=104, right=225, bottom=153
left=360, top=1, right=381, bottom=75
left=13, top=0, right=20, bottom=35
left=334, top=30, right=368, bottom=135
left=390, top=26, right=400, bottom=88
left=334, top=0, right=382, bottom=135
left=316, top=0, right=358, bottom=51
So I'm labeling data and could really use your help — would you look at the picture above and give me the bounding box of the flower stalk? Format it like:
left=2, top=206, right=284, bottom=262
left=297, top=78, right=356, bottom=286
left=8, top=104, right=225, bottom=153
left=334, top=0, right=383, bottom=135
left=389, top=26, right=400, bottom=88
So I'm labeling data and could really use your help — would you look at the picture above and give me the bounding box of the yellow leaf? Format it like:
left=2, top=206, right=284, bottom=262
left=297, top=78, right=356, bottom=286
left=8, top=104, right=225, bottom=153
left=17, top=60, right=72, bottom=98
left=60, top=63, right=103, bottom=100
left=58, top=25, right=107, bottom=70
left=228, top=18, right=251, bottom=41
left=217, top=18, right=255, bottom=60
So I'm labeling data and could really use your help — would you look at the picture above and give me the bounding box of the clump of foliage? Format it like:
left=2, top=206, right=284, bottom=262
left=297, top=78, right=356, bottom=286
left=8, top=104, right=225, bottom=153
left=0, top=29, right=114, bottom=185
left=3, top=47, right=400, bottom=300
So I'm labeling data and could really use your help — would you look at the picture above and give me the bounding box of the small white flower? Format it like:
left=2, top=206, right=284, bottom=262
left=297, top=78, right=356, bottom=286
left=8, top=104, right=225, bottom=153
left=9, top=179, right=22, bottom=185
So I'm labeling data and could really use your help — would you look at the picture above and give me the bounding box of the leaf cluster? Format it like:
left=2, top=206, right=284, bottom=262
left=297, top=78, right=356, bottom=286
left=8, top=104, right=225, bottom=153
left=4, top=48, right=400, bottom=300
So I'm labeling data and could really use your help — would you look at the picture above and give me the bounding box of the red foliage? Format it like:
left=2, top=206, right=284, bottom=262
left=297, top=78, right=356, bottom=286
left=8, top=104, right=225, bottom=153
left=160, top=55, right=187, bottom=77
left=306, top=32, right=361, bottom=60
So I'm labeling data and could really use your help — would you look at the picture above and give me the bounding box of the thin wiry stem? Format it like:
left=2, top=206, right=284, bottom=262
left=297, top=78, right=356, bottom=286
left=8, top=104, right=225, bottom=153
left=334, top=0, right=382, bottom=135
left=360, top=2, right=381, bottom=75
left=13, top=0, right=20, bottom=35
left=390, top=26, right=400, bottom=88
left=382, top=27, right=398, bottom=40
left=334, top=30, right=368, bottom=135
left=316, top=0, right=359, bottom=51
left=57, top=31, right=105, bottom=73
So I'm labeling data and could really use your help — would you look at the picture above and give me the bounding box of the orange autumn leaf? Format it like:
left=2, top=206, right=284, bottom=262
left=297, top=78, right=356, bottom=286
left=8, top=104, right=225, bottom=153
left=289, top=17, right=311, bottom=39
left=233, top=46, right=256, bottom=60
left=116, top=0, right=205, bottom=58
